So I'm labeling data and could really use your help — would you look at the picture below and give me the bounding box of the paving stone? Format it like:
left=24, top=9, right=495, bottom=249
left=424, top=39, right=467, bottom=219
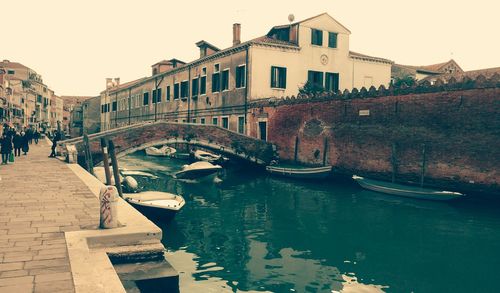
left=34, top=279, right=74, bottom=293
left=35, top=272, right=72, bottom=283
left=0, top=269, right=29, bottom=278
left=0, top=275, right=34, bottom=286
left=0, top=284, right=33, bottom=293
left=0, top=262, right=24, bottom=272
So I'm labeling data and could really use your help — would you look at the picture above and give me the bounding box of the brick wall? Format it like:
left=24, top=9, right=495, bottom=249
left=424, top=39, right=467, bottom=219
left=248, top=79, right=500, bottom=194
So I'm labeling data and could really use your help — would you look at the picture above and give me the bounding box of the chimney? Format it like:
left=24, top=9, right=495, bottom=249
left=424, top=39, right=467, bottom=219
left=106, top=78, right=113, bottom=89
left=233, top=23, right=241, bottom=46
left=114, top=78, right=120, bottom=86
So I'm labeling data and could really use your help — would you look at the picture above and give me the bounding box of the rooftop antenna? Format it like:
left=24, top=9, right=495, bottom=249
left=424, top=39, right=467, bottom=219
left=288, top=14, right=295, bottom=23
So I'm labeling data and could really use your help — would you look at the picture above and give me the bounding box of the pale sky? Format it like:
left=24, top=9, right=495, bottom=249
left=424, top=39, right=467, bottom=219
left=1, top=0, right=499, bottom=96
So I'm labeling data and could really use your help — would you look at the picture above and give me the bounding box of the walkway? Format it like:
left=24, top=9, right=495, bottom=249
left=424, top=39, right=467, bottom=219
left=0, top=139, right=99, bottom=293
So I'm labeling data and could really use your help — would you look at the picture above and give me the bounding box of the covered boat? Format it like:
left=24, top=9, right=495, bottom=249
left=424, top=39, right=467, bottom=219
left=352, top=175, right=464, bottom=201
left=93, top=166, right=123, bottom=185
left=175, top=161, right=222, bottom=180
left=194, top=150, right=228, bottom=164
left=123, top=191, right=185, bottom=220
left=266, top=165, right=332, bottom=179
left=145, top=145, right=176, bottom=157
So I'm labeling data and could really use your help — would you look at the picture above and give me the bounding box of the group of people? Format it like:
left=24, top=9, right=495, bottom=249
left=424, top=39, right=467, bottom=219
left=0, top=125, right=41, bottom=165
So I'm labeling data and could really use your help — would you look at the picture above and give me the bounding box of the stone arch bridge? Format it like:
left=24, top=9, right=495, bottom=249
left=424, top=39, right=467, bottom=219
left=60, top=121, right=276, bottom=166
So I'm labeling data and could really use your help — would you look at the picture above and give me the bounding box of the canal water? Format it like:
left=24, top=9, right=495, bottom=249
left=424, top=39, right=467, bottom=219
left=119, top=151, right=500, bottom=293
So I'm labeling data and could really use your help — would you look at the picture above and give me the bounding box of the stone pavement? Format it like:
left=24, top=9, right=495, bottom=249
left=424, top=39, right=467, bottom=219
left=0, top=140, right=100, bottom=293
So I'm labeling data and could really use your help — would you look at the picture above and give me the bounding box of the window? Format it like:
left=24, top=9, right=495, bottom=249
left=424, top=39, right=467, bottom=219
left=192, top=78, right=199, bottom=98
left=166, top=86, right=171, bottom=101
left=222, top=117, right=229, bottom=129
left=212, top=72, right=220, bottom=92
left=143, top=92, right=149, bottom=105
left=328, top=32, right=338, bottom=48
left=311, top=29, right=323, bottom=46
left=200, top=76, right=207, bottom=95
left=152, top=89, right=157, bottom=103
left=271, top=66, right=287, bottom=89
left=238, top=116, right=245, bottom=134
left=202, top=67, right=207, bottom=75
left=308, top=70, right=324, bottom=88
left=221, top=69, right=229, bottom=91
left=200, top=118, right=206, bottom=124
left=236, top=65, right=246, bottom=88
left=212, top=117, right=218, bottom=125
left=152, top=88, right=162, bottom=103
left=7, top=70, right=15, bottom=74
left=214, top=64, right=220, bottom=73
left=192, top=118, right=197, bottom=123
left=325, top=73, right=340, bottom=92
left=174, top=83, right=179, bottom=99
left=180, top=81, right=188, bottom=99
left=112, top=101, right=117, bottom=111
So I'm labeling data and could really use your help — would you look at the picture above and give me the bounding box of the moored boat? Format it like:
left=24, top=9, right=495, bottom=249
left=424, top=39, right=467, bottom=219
left=123, top=191, right=185, bottom=220
left=194, top=150, right=228, bottom=164
left=175, top=161, right=222, bottom=180
left=266, top=165, right=332, bottom=179
left=145, top=145, right=176, bottom=157
left=352, top=175, right=464, bottom=201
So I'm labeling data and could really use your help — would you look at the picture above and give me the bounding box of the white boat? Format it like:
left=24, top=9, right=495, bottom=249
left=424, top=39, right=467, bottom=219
left=352, top=175, right=464, bottom=201
left=175, top=161, right=222, bottom=180
left=93, top=166, right=123, bottom=185
left=145, top=145, right=177, bottom=157
left=194, top=150, right=227, bottom=163
left=120, top=169, right=159, bottom=179
left=123, top=191, right=185, bottom=219
left=266, top=165, right=332, bottom=179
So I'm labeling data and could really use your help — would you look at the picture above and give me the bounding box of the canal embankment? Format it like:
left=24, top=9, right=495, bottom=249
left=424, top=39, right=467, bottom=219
left=0, top=139, right=174, bottom=293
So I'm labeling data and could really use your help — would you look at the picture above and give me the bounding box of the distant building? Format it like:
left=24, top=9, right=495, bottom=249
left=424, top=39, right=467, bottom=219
left=0, top=59, right=58, bottom=131
left=422, top=67, right=500, bottom=84
left=392, top=59, right=463, bottom=82
left=62, top=95, right=93, bottom=135
left=99, top=12, right=393, bottom=137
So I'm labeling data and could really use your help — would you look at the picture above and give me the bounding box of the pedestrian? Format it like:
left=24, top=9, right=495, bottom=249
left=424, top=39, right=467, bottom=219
left=0, top=133, right=13, bottom=164
left=49, top=130, right=61, bottom=158
left=33, top=129, right=40, bottom=144
left=13, top=132, right=22, bottom=157
left=26, top=128, right=33, bottom=145
left=21, top=131, right=29, bottom=155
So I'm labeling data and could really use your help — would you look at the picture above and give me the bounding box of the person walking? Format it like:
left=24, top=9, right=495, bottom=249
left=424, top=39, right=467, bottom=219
left=33, top=129, right=40, bottom=144
left=0, top=133, right=13, bottom=164
left=21, top=131, right=29, bottom=155
left=13, top=132, right=22, bottom=157
left=49, top=130, right=61, bottom=158
left=26, top=128, right=33, bottom=145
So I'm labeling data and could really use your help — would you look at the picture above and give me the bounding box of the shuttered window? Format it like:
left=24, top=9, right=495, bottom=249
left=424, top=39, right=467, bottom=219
left=328, top=32, right=338, bottom=48
left=270, top=66, right=287, bottom=89
left=311, top=29, right=323, bottom=46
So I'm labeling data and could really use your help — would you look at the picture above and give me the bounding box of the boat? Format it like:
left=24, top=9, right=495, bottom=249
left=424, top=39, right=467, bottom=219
left=194, top=150, right=228, bottom=164
left=123, top=191, right=185, bottom=220
left=174, top=161, right=222, bottom=180
left=351, top=175, right=464, bottom=201
left=265, top=165, right=332, bottom=179
left=120, top=169, right=159, bottom=179
left=145, top=145, right=176, bottom=157
left=93, top=166, right=123, bottom=185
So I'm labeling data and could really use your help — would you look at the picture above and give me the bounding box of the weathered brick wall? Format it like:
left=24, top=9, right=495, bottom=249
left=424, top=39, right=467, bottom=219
left=248, top=80, right=500, bottom=194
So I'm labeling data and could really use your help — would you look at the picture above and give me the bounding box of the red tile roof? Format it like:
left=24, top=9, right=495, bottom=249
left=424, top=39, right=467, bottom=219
left=349, top=51, right=393, bottom=64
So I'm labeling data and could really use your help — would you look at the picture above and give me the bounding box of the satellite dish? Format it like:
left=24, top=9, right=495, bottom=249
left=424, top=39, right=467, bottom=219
left=288, top=14, right=295, bottom=23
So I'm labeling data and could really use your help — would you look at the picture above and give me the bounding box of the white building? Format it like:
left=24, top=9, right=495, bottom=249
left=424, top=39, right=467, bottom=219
left=100, top=13, right=393, bottom=133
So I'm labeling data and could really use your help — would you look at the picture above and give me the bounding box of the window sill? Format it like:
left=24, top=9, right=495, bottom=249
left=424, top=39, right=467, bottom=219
left=270, top=87, right=286, bottom=90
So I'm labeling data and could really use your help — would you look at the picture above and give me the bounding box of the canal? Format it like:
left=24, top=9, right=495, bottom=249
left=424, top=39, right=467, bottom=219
left=119, top=151, right=500, bottom=293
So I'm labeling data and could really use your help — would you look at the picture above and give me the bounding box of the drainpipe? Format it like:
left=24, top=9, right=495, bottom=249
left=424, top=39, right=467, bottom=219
left=128, top=88, right=131, bottom=125
left=187, top=65, right=191, bottom=122
left=114, top=92, right=118, bottom=128
left=244, top=45, right=249, bottom=135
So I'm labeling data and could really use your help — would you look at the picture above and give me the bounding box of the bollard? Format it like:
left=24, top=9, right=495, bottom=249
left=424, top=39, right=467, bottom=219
left=99, top=185, right=118, bottom=229
left=66, top=145, right=78, bottom=164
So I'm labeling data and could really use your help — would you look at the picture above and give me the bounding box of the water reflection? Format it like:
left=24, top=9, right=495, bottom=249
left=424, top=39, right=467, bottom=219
left=120, top=152, right=500, bottom=293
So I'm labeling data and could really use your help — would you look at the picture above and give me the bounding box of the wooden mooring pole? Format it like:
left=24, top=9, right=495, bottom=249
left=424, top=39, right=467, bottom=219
left=420, top=143, right=427, bottom=188
left=294, top=136, right=299, bottom=163
left=83, top=134, right=94, bottom=175
left=391, top=142, right=398, bottom=183
left=108, top=140, right=124, bottom=198
left=100, top=138, right=112, bottom=185
left=322, top=137, right=328, bottom=166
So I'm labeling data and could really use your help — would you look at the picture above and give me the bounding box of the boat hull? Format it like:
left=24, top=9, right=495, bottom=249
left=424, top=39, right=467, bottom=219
left=175, top=168, right=220, bottom=180
left=352, top=175, right=463, bottom=201
left=266, top=165, right=332, bottom=179
left=127, top=200, right=178, bottom=220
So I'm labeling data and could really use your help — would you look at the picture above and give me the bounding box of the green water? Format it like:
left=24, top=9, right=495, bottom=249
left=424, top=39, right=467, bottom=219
left=120, top=152, right=500, bottom=293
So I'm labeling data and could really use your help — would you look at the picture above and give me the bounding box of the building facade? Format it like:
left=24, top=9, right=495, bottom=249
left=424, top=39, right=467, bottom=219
left=100, top=13, right=393, bottom=138
left=0, top=59, right=61, bottom=132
